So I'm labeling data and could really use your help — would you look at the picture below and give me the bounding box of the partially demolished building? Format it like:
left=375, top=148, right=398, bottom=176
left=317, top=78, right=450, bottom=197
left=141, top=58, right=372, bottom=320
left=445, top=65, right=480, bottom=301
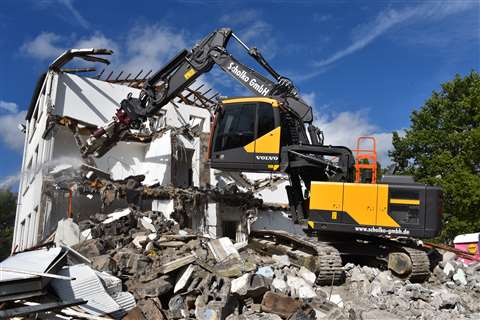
left=12, top=49, right=292, bottom=252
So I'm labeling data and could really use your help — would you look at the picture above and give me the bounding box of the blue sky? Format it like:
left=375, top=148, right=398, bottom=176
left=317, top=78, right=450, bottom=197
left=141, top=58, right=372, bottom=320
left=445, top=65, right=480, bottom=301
left=0, top=0, right=478, bottom=188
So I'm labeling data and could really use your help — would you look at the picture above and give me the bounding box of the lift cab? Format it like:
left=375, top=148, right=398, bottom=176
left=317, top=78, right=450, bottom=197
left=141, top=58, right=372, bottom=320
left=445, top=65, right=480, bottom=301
left=209, top=97, right=283, bottom=172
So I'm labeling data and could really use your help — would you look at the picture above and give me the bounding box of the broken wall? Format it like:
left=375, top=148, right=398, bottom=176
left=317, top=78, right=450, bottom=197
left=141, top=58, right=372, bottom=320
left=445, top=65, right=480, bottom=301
left=13, top=70, right=213, bottom=251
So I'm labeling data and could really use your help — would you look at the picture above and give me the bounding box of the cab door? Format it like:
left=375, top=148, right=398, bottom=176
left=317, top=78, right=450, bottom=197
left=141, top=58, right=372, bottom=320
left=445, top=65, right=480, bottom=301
left=210, top=101, right=257, bottom=170
left=245, top=101, right=282, bottom=172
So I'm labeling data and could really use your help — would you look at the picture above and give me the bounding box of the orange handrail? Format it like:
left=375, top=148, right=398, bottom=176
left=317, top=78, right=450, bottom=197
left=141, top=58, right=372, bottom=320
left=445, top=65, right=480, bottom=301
left=352, top=136, right=377, bottom=183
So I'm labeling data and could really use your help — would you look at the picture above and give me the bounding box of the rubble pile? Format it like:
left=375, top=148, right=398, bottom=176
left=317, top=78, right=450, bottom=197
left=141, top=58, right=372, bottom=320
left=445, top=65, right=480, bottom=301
left=1, top=204, right=480, bottom=319
left=55, top=207, right=479, bottom=320
left=70, top=208, right=350, bottom=319
left=330, top=257, right=480, bottom=320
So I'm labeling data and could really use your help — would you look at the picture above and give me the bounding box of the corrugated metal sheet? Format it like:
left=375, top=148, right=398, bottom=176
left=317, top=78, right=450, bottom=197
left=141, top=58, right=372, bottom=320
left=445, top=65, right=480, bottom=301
left=112, top=291, right=136, bottom=316
left=0, top=247, right=65, bottom=302
left=0, top=247, right=63, bottom=282
left=50, top=264, right=122, bottom=317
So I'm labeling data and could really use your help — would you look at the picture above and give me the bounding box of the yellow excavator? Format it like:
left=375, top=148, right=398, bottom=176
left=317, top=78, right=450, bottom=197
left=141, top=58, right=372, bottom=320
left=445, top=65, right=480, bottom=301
left=81, top=28, right=442, bottom=283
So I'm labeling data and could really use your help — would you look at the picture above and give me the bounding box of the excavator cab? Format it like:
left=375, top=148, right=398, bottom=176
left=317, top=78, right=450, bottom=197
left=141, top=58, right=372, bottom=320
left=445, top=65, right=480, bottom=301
left=209, top=97, right=282, bottom=172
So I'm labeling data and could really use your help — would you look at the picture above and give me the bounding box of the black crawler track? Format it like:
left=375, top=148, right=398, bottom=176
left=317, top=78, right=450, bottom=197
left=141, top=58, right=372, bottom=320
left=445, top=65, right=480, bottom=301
left=250, top=230, right=345, bottom=285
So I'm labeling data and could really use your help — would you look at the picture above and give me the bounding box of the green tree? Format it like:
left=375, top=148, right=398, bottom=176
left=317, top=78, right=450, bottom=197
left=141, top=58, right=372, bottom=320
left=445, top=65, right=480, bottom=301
left=0, top=189, right=17, bottom=260
left=390, top=71, right=480, bottom=241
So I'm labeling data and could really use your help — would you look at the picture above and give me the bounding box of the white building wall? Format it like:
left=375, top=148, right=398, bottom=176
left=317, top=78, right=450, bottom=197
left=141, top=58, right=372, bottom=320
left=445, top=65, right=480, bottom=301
left=13, top=71, right=57, bottom=251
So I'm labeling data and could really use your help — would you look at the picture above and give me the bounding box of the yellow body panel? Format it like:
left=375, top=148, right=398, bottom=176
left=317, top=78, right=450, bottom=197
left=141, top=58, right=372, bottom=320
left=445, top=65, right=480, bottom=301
left=390, top=199, right=420, bottom=205
left=310, top=182, right=343, bottom=211
left=243, top=127, right=281, bottom=154
left=376, top=184, right=400, bottom=227
left=343, top=183, right=377, bottom=225
left=222, top=97, right=279, bottom=107
left=309, top=182, right=400, bottom=228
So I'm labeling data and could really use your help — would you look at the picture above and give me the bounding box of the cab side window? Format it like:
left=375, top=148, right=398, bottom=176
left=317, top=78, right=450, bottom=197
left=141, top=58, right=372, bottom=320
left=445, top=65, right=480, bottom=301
left=213, top=103, right=256, bottom=151
left=257, top=102, right=275, bottom=138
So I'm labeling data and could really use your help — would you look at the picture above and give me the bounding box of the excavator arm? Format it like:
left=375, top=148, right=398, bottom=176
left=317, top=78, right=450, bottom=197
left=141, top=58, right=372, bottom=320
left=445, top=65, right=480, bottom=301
left=81, top=28, right=313, bottom=157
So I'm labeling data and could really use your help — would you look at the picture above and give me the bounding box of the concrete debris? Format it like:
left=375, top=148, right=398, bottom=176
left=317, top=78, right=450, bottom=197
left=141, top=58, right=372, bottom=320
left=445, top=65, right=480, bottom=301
left=272, top=254, right=290, bottom=267
left=174, top=264, right=195, bottom=293
left=261, top=291, right=303, bottom=318
left=208, top=237, right=241, bottom=262
left=443, top=261, right=456, bottom=278
left=256, top=266, right=275, bottom=279
left=453, top=268, right=467, bottom=286
left=3, top=211, right=480, bottom=320
left=336, top=258, right=480, bottom=319
left=298, top=266, right=316, bottom=285
left=286, top=275, right=317, bottom=299
left=328, top=294, right=343, bottom=308
left=104, top=208, right=132, bottom=224
left=54, top=218, right=82, bottom=246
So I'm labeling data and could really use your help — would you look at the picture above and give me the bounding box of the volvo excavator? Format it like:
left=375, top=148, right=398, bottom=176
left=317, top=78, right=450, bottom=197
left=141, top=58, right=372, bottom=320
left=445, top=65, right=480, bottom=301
left=81, top=28, right=442, bottom=283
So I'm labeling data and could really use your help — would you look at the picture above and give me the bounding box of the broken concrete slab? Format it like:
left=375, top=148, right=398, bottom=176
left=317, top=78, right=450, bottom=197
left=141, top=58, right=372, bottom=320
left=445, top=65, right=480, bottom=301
left=256, top=266, right=274, bottom=279
left=453, top=268, right=467, bottom=286
left=132, top=234, right=149, bottom=249
left=157, top=254, right=196, bottom=274
left=138, top=298, right=165, bottom=319
left=272, top=255, right=290, bottom=267
left=261, top=292, right=302, bottom=318
left=443, top=262, right=456, bottom=278
left=208, top=237, right=241, bottom=262
left=442, top=251, right=457, bottom=263
left=298, top=266, right=316, bottom=285
left=91, top=254, right=116, bottom=272
left=350, top=266, right=370, bottom=282
left=174, top=264, right=195, bottom=294
left=140, top=217, right=157, bottom=233
left=286, top=275, right=316, bottom=299
left=271, top=278, right=288, bottom=294
left=361, top=309, right=403, bottom=320
left=72, top=239, right=105, bottom=259
left=103, top=208, right=132, bottom=224
left=231, top=273, right=251, bottom=295
left=131, top=276, right=173, bottom=299
left=328, top=294, right=343, bottom=308
left=54, top=218, right=82, bottom=247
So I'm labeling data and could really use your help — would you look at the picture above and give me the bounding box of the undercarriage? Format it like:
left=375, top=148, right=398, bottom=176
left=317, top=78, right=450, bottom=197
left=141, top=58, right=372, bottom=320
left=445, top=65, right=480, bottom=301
left=249, top=229, right=433, bottom=284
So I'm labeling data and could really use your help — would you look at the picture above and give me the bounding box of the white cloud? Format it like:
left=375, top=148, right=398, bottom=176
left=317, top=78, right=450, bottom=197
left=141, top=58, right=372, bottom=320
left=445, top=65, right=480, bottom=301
left=0, top=110, right=27, bottom=151
left=220, top=9, right=277, bottom=60
left=122, top=24, right=188, bottom=73
left=314, top=1, right=477, bottom=68
left=57, top=0, right=90, bottom=29
left=38, top=0, right=90, bottom=29
left=301, top=92, right=317, bottom=109
left=0, top=174, right=21, bottom=190
left=74, top=32, right=118, bottom=52
left=21, top=32, right=64, bottom=60
left=314, top=111, right=395, bottom=165
left=22, top=31, right=118, bottom=62
left=0, top=100, right=25, bottom=151
left=0, top=100, right=18, bottom=113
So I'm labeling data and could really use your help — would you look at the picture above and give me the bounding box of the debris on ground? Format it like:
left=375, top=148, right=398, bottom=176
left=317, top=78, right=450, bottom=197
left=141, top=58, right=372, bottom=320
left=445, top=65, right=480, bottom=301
left=1, top=206, right=479, bottom=319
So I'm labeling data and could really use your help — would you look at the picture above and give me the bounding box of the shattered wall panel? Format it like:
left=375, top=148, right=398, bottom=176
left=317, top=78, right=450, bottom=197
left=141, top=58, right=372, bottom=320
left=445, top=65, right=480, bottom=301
left=54, top=73, right=140, bottom=126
